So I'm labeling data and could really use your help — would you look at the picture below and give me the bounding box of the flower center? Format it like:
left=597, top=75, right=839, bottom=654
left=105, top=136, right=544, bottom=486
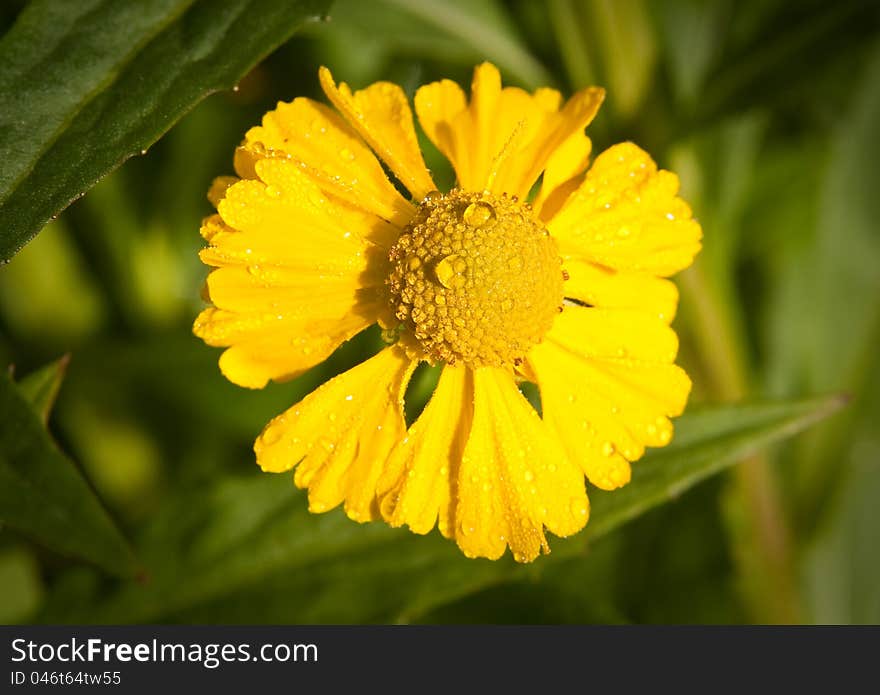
left=385, top=189, right=565, bottom=368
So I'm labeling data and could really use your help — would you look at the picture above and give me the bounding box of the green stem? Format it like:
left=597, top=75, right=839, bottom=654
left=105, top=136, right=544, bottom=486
left=679, top=262, right=801, bottom=623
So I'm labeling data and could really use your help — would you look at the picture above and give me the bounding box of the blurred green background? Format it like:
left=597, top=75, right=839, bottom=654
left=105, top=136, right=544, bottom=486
left=1, top=0, right=878, bottom=624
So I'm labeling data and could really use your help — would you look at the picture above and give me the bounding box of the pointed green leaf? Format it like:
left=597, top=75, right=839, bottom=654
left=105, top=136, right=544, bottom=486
left=0, top=368, right=137, bottom=576
left=41, top=394, right=842, bottom=623
left=16, top=355, right=70, bottom=424
left=0, top=0, right=329, bottom=262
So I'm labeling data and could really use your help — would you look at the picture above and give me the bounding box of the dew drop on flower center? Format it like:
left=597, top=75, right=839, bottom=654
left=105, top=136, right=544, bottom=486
left=385, top=189, right=565, bottom=368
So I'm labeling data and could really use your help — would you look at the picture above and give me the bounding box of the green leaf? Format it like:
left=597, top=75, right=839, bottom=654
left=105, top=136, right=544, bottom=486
left=43, top=394, right=843, bottom=623
left=16, top=355, right=69, bottom=424
left=0, top=368, right=137, bottom=576
left=0, top=0, right=329, bottom=262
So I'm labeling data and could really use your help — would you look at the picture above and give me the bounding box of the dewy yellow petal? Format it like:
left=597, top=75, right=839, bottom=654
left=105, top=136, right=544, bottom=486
left=532, top=131, right=592, bottom=220
left=563, top=259, right=680, bottom=323
left=194, top=309, right=370, bottom=389
left=415, top=63, right=603, bottom=198
left=194, top=159, right=386, bottom=388
left=255, top=346, right=415, bottom=522
left=455, top=367, right=588, bottom=562
left=378, top=365, right=472, bottom=537
left=528, top=305, right=691, bottom=489
left=414, top=79, right=469, bottom=186
left=550, top=303, right=679, bottom=363
left=464, top=62, right=502, bottom=191
left=239, top=97, right=414, bottom=227
left=489, top=85, right=604, bottom=200
left=318, top=66, right=436, bottom=201
left=548, top=142, right=702, bottom=276
left=530, top=344, right=634, bottom=490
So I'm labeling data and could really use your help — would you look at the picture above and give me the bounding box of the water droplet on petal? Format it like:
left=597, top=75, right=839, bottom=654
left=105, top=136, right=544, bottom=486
left=602, top=441, right=616, bottom=456
left=569, top=498, right=588, bottom=518
left=524, top=470, right=535, bottom=482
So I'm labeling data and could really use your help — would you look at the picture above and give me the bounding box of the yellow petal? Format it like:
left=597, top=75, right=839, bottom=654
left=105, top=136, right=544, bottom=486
left=195, top=308, right=372, bottom=389
left=378, top=365, right=471, bottom=537
left=415, top=63, right=604, bottom=199
left=563, top=258, right=679, bottom=323
left=195, top=160, right=386, bottom=388
left=202, top=266, right=372, bottom=315
left=533, top=132, right=592, bottom=221
left=238, top=97, right=414, bottom=227
left=319, top=66, right=436, bottom=200
left=551, top=303, right=679, bottom=362
left=218, top=157, right=399, bottom=252
left=490, top=85, right=604, bottom=200
left=548, top=142, right=702, bottom=276
left=463, top=62, right=502, bottom=190
left=255, top=346, right=415, bottom=522
left=414, top=79, right=468, bottom=186
left=207, top=176, right=239, bottom=208
left=199, top=213, right=230, bottom=242
left=454, top=367, right=588, bottom=562
left=528, top=307, right=692, bottom=490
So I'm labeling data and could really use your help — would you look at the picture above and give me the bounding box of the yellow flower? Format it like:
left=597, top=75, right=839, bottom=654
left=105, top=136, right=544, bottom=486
left=194, top=64, right=701, bottom=562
